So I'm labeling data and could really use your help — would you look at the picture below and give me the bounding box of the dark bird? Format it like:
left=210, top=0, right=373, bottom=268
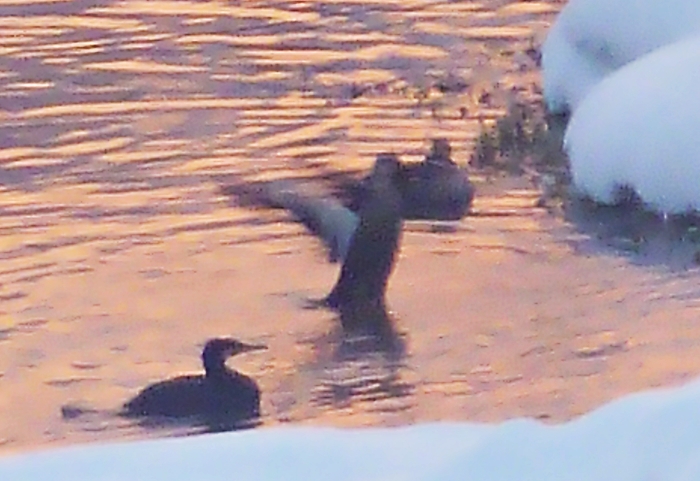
left=325, top=153, right=404, bottom=333
left=120, top=338, right=266, bottom=430
left=342, top=139, right=474, bottom=220
left=219, top=178, right=359, bottom=263
left=398, top=138, right=474, bottom=220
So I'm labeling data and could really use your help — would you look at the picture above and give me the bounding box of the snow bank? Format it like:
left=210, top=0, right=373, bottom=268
left=565, top=35, right=700, bottom=213
left=542, top=0, right=700, bottom=113
left=4, top=378, right=700, bottom=481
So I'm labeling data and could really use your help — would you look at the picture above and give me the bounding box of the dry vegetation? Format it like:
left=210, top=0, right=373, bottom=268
left=469, top=95, right=571, bottom=209
left=467, top=88, right=700, bottom=265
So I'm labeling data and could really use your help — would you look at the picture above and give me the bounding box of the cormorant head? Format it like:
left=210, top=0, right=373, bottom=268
left=202, top=338, right=267, bottom=377
left=370, top=153, right=402, bottom=184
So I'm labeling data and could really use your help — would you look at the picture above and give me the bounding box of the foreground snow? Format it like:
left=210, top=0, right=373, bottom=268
left=565, top=35, right=700, bottom=213
left=3, top=379, right=700, bottom=481
left=542, top=0, right=700, bottom=113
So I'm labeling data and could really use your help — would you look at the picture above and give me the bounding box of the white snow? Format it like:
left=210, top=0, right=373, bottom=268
left=542, top=0, right=700, bottom=113
left=564, top=35, right=700, bottom=213
left=4, top=378, right=700, bottom=481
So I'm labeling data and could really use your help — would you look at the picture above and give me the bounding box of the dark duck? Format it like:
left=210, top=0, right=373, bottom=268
left=399, top=137, right=474, bottom=220
left=344, top=138, right=474, bottom=220
left=120, top=338, right=266, bottom=430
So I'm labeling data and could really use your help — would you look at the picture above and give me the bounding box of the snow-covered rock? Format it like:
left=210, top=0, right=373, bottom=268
left=564, top=35, right=700, bottom=213
left=542, top=0, right=700, bottom=113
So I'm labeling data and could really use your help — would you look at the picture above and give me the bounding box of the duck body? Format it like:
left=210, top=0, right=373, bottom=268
left=346, top=139, right=473, bottom=220
left=399, top=145, right=474, bottom=220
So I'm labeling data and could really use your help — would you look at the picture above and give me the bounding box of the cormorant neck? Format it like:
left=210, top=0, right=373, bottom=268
left=203, top=352, right=233, bottom=379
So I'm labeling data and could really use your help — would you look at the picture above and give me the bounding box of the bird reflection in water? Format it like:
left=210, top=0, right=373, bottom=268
left=302, top=312, right=414, bottom=415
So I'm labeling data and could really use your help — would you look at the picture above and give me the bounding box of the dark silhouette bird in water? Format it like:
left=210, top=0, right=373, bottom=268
left=120, top=338, right=266, bottom=430
left=342, top=139, right=474, bottom=220
left=218, top=138, right=471, bottom=264
left=325, top=153, right=404, bottom=334
left=217, top=155, right=404, bottom=337
left=400, top=138, right=474, bottom=220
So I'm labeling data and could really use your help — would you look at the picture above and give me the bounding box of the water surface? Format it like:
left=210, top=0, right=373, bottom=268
left=3, top=0, right=700, bottom=455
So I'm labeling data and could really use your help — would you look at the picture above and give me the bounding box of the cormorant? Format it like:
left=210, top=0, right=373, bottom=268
left=325, top=153, right=404, bottom=332
left=120, top=338, right=266, bottom=429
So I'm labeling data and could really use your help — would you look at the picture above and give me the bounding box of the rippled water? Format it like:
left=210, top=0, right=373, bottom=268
left=3, top=0, right=700, bottom=455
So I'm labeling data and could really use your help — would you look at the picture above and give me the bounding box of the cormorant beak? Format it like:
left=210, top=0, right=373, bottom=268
left=237, top=342, right=267, bottom=354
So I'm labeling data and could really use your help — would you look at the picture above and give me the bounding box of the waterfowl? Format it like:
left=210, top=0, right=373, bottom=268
left=325, top=153, right=404, bottom=332
left=345, top=139, right=474, bottom=220
left=399, top=138, right=474, bottom=220
left=121, top=338, right=265, bottom=428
